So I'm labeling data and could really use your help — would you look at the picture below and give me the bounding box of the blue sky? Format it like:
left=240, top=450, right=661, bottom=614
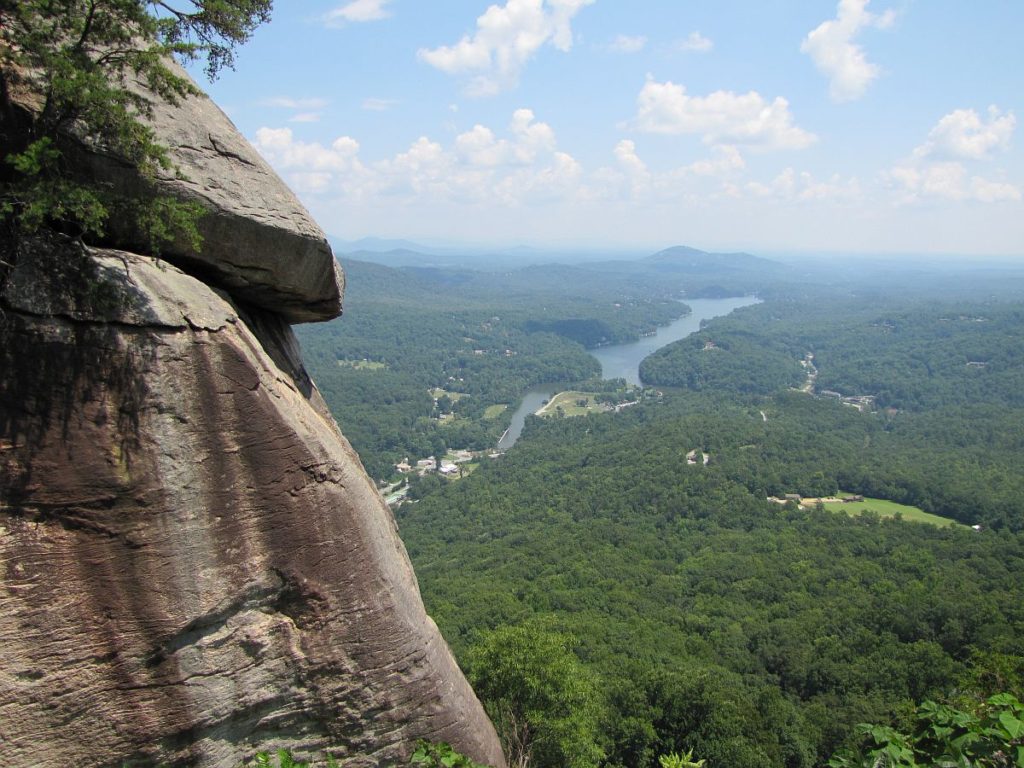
left=197, top=1, right=1024, bottom=258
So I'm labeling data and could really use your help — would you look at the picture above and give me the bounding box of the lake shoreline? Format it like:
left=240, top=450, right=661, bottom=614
left=496, top=296, right=760, bottom=449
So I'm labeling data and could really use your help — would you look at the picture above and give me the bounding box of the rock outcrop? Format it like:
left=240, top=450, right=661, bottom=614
left=0, top=54, right=502, bottom=768
left=5, top=60, right=343, bottom=323
left=0, top=241, right=504, bottom=767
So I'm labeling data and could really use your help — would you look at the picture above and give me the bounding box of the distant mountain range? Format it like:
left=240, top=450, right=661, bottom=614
left=329, top=236, right=654, bottom=270
left=645, top=246, right=782, bottom=273
left=331, top=239, right=782, bottom=276
left=337, top=248, right=459, bottom=269
left=330, top=236, right=443, bottom=254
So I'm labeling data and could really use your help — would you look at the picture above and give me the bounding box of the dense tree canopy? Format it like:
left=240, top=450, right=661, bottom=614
left=466, top=623, right=605, bottom=768
left=296, top=258, right=692, bottom=479
left=332, top=259, right=1024, bottom=767
left=399, top=391, right=1024, bottom=766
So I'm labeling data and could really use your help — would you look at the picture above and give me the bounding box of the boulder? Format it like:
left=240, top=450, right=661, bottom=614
left=0, top=240, right=504, bottom=767
left=5, top=61, right=344, bottom=323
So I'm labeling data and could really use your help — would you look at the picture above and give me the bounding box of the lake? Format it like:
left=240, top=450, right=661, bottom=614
left=592, top=296, right=760, bottom=385
left=496, top=295, right=759, bottom=449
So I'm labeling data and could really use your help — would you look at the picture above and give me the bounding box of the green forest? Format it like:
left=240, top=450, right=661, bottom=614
left=296, top=257, right=692, bottom=479
left=399, top=389, right=1024, bottom=766
left=6, top=2, right=1021, bottom=766
left=302, top=250, right=1024, bottom=767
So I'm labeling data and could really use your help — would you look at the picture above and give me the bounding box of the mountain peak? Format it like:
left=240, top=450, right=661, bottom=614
left=645, top=245, right=779, bottom=271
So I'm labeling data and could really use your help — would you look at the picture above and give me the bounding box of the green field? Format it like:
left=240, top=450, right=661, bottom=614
left=483, top=404, right=508, bottom=420
left=537, top=391, right=604, bottom=418
left=430, top=388, right=467, bottom=401
left=337, top=358, right=387, bottom=370
left=824, top=494, right=962, bottom=528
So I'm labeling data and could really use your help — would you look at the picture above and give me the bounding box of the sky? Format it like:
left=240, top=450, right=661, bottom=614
left=195, top=0, right=1024, bottom=258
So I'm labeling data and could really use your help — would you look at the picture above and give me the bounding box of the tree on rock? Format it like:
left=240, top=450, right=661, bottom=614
left=0, top=0, right=272, bottom=252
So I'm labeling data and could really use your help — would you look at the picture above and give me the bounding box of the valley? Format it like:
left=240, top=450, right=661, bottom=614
left=495, top=295, right=759, bottom=450
left=298, top=244, right=1024, bottom=768
left=5, top=3, right=1022, bottom=765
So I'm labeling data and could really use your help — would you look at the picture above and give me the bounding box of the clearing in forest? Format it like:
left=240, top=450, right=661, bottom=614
left=338, top=359, right=387, bottom=370
left=483, top=404, right=508, bottom=419
left=823, top=493, right=962, bottom=528
left=536, top=391, right=606, bottom=418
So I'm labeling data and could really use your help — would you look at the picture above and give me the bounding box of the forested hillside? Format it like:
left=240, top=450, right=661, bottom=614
left=296, top=258, right=694, bottom=479
left=641, top=298, right=1024, bottom=410
left=399, top=396, right=1024, bottom=766
left=304, top=251, right=1024, bottom=767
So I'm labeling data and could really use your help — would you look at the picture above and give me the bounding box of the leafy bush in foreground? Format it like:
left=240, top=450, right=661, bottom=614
left=248, top=741, right=489, bottom=768
left=828, top=693, right=1024, bottom=768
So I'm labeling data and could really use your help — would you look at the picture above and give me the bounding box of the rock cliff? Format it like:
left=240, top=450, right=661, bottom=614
left=0, top=65, right=503, bottom=767
left=5, top=59, right=344, bottom=323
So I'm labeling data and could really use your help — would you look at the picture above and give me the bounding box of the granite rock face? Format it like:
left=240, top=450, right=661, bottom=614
left=0, top=242, right=504, bottom=767
left=5, top=61, right=343, bottom=323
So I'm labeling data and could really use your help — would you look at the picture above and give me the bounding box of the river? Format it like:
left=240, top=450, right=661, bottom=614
left=496, top=296, right=759, bottom=450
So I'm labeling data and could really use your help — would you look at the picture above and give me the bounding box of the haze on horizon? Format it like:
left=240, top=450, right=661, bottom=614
left=199, top=1, right=1024, bottom=260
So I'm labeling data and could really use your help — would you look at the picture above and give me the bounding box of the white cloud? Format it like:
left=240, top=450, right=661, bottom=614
left=509, top=108, right=558, bottom=161
left=885, top=105, right=1020, bottom=204
left=289, top=172, right=333, bottom=195
left=686, top=145, right=745, bottom=176
left=324, top=0, right=393, bottom=27
left=252, top=109, right=583, bottom=207
left=612, top=139, right=651, bottom=197
left=678, top=31, right=713, bottom=53
left=495, top=151, right=583, bottom=203
left=747, top=168, right=797, bottom=198
left=913, top=106, right=1016, bottom=161
left=609, top=34, right=647, bottom=54
left=362, top=97, right=398, bottom=112
left=455, top=125, right=505, bottom=167
left=261, top=97, right=329, bottom=110
left=376, top=137, right=456, bottom=198
left=455, top=109, right=557, bottom=166
left=614, top=139, right=648, bottom=178
left=573, top=146, right=631, bottom=202
left=969, top=176, right=1023, bottom=203
left=632, top=79, right=817, bottom=151
left=920, top=163, right=969, bottom=199
left=418, top=0, right=595, bottom=96
left=801, top=0, right=893, bottom=102
left=253, top=128, right=367, bottom=182
left=886, top=162, right=1021, bottom=204
left=588, top=140, right=751, bottom=204
left=261, top=97, right=328, bottom=124
left=746, top=168, right=861, bottom=201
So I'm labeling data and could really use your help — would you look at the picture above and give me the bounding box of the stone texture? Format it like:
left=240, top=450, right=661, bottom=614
left=0, top=242, right=505, bottom=767
left=6, top=62, right=343, bottom=323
